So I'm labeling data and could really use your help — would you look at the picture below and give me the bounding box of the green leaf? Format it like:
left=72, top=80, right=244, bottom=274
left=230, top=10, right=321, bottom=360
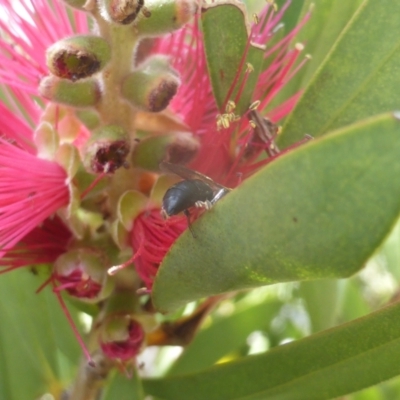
left=201, top=2, right=264, bottom=114
left=101, top=370, right=144, bottom=400
left=153, top=113, right=400, bottom=313
left=143, top=301, right=400, bottom=400
left=275, top=0, right=307, bottom=34
left=0, top=270, right=81, bottom=398
left=279, top=0, right=400, bottom=147
left=168, top=298, right=282, bottom=376
left=297, top=0, right=364, bottom=86
left=270, top=0, right=363, bottom=108
left=298, top=280, right=340, bottom=332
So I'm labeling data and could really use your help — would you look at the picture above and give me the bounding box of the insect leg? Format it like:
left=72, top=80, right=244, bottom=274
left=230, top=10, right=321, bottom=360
left=184, top=209, right=197, bottom=238
left=194, top=200, right=213, bottom=210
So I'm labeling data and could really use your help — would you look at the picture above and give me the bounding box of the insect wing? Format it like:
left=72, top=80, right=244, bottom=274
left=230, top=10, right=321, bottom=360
left=160, top=161, right=230, bottom=192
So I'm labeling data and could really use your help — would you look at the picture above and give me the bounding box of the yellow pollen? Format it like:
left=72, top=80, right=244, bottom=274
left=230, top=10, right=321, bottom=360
left=295, top=43, right=305, bottom=51
left=246, top=63, right=254, bottom=73
left=253, top=14, right=259, bottom=24
left=225, top=100, right=236, bottom=113
left=249, top=100, right=261, bottom=110
left=249, top=120, right=256, bottom=129
left=216, top=112, right=240, bottom=130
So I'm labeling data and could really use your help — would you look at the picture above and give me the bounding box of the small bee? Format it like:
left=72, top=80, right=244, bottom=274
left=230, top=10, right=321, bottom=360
left=160, top=162, right=231, bottom=235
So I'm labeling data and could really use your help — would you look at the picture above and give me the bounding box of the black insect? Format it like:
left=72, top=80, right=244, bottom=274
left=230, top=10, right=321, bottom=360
left=160, top=162, right=231, bottom=235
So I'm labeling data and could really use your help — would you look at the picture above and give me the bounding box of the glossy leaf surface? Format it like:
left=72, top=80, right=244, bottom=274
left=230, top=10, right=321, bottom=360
left=153, top=113, right=400, bottom=312
left=144, top=301, right=400, bottom=400
left=201, top=2, right=263, bottom=114
left=0, top=270, right=80, bottom=399
left=280, top=0, right=400, bottom=146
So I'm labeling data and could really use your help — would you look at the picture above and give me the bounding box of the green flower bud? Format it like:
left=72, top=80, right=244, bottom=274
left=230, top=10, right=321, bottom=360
left=131, top=132, right=199, bottom=171
left=39, top=75, right=101, bottom=107
left=117, top=190, right=148, bottom=230
left=121, top=55, right=180, bottom=112
left=83, top=125, right=130, bottom=174
left=46, top=35, right=111, bottom=81
left=60, top=0, right=91, bottom=10
left=101, top=0, right=144, bottom=24
left=76, top=109, right=101, bottom=130
left=134, top=0, right=197, bottom=37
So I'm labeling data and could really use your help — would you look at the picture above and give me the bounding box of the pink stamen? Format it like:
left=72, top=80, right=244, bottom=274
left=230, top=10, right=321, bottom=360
left=80, top=173, right=107, bottom=200
left=51, top=277, right=95, bottom=367
left=222, top=26, right=254, bottom=112
left=108, top=248, right=142, bottom=276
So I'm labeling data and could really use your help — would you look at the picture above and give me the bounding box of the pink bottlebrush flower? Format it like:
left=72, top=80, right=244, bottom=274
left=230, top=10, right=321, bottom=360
left=131, top=209, right=187, bottom=289
left=0, top=215, right=71, bottom=271
left=0, top=138, right=70, bottom=258
left=0, top=0, right=309, bottom=372
left=131, top=3, right=310, bottom=288
left=0, top=0, right=89, bottom=265
left=0, top=0, right=88, bottom=94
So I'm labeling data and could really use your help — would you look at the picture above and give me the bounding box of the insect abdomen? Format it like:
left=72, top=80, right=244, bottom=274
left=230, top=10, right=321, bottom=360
left=162, top=179, right=214, bottom=216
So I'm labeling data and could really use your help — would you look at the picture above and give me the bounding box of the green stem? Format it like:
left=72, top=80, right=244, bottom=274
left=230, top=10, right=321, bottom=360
left=93, top=9, right=139, bottom=132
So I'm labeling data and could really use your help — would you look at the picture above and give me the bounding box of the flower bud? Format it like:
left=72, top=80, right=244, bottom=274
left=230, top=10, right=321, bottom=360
left=54, top=248, right=114, bottom=302
left=46, top=35, right=111, bottom=81
left=60, top=0, right=90, bottom=10
left=121, top=56, right=180, bottom=112
left=76, top=109, right=101, bottom=130
left=117, top=190, right=148, bottom=230
left=34, top=122, right=59, bottom=160
left=101, top=0, right=144, bottom=25
left=131, top=132, right=199, bottom=171
left=39, top=75, right=101, bottom=107
left=100, top=315, right=145, bottom=361
left=83, top=125, right=130, bottom=174
left=99, top=290, right=145, bottom=360
left=134, top=0, right=197, bottom=37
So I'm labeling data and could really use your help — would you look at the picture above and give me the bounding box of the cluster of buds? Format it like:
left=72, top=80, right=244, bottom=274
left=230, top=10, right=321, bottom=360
left=0, top=0, right=310, bottom=380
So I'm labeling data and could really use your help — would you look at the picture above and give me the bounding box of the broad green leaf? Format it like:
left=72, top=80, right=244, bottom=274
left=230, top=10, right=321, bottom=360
left=153, top=113, right=400, bottom=313
left=270, top=0, right=363, bottom=109
left=0, top=270, right=81, bottom=399
left=295, top=0, right=364, bottom=86
left=143, top=301, right=400, bottom=400
left=352, top=386, right=383, bottom=400
left=101, top=370, right=144, bottom=400
left=201, top=2, right=264, bottom=114
left=279, top=0, right=400, bottom=147
left=168, top=298, right=282, bottom=376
